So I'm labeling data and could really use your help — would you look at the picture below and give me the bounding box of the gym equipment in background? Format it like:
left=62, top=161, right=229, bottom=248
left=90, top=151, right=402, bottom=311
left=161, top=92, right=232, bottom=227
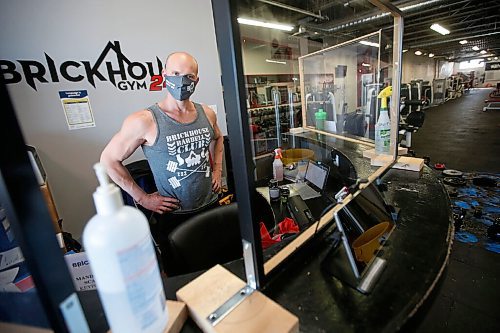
left=483, top=82, right=500, bottom=112
left=432, top=79, right=446, bottom=105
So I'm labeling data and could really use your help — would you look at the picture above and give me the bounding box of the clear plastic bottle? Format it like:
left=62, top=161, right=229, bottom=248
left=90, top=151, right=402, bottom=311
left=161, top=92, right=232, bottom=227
left=83, top=163, right=168, bottom=333
left=273, top=148, right=284, bottom=181
left=375, top=108, right=391, bottom=154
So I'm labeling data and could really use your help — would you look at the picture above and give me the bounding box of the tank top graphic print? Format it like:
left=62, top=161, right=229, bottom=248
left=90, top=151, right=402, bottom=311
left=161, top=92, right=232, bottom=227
left=142, top=103, right=217, bottom=212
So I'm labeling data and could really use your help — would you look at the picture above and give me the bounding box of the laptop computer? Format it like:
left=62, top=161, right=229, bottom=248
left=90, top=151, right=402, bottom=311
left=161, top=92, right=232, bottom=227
left=287, top=161, right=334, bottom=226
left=289, top=160, right=330, bottom=200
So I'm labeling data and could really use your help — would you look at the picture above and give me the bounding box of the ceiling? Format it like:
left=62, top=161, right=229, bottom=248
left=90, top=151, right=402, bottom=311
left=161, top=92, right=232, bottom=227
left=237, top=0, right=500, bottom=62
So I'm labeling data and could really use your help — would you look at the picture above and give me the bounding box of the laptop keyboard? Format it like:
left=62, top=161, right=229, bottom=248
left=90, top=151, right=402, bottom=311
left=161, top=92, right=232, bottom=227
left=289, top=182, right=322, bottom=200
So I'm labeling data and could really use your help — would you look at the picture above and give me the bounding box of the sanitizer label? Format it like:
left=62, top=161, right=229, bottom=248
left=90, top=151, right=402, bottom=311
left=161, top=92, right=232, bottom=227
left=117, top=235, right=165, bottom=330
left=380, top=129, right=390, bottom=147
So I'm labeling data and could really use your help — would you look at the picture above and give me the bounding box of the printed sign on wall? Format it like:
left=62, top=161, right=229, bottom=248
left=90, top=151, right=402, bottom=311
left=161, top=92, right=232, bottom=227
left=485, top=62, right=500, bottom=71
left=59, top=90, right=95, bottom=130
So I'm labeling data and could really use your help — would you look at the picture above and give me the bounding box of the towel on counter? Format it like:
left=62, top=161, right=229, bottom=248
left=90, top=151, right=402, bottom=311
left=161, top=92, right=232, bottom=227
left=259, top=217, right=300, bottom=249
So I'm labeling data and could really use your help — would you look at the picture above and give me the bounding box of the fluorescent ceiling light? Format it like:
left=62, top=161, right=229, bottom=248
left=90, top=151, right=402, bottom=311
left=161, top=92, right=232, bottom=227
left=480, top=50, right=487, bottom=54
left=361, top=63, right=371, bottom=67
left=487, top=58, right=492, bottom=61
left=459, top=40, right=468, bottom=45
left=414, top=50, right=423, bottom=56
left=359, top=40, right=380, bottom=47
left=265, top=59, right=287, bottom=65
left=495, top=57, right=498, bottom=60
left=472, top=46, right=480, bottom=51
left=402, top=49, right=408, bottom=53
left=430, top=23, right=450, bottom=35
left=429, top=53, right=435, bottom=58
left=237, top=18, right=294, bottom=31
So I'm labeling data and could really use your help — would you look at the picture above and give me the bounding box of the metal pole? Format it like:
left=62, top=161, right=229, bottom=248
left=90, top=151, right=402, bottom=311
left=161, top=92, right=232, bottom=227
left=273, top=88, right=282, bottom=147
left=369, top=0, right=404, bottom=160
left=391, top=15, right=404, bottom=160
left=210, top=0, right=265, bottom=289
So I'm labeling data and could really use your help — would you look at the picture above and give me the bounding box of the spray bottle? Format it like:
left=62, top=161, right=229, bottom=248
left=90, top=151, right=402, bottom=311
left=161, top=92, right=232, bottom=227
left=273, top=148, right=284, bottom=181
left=375, top=86, right=392, bottom=154
left=315, top=108, right=327, bottom=131
left=83, top=163, right=168, bottom=333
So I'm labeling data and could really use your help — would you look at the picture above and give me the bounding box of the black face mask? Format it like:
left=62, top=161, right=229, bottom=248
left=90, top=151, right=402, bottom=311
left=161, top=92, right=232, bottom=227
left=164, top=74, right=197, bottom=101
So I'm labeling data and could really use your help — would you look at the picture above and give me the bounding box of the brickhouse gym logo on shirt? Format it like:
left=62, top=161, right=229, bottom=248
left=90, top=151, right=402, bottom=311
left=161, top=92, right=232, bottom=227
left=0, top=41, right=174, bottom=92
left=165, top=127, right=212, bottom=189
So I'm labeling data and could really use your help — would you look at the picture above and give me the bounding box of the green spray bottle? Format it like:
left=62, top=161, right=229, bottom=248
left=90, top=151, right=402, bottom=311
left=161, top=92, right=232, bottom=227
left=375, top=86, right=392, bottom=154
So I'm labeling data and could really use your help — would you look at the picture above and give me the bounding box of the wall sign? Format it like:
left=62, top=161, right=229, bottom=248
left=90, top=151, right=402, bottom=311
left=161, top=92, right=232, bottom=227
left=485, top=62, right=500, bottom=71
left=1, top=41, right=165, bottom=91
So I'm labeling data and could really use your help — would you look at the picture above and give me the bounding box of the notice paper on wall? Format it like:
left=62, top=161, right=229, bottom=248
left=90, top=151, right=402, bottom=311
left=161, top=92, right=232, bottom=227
left=59, top=90, right=96, bottom=130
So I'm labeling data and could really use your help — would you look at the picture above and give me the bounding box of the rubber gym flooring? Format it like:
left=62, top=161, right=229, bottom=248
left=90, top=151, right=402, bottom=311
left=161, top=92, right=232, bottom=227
left=402, top=88, right=500, bottom=333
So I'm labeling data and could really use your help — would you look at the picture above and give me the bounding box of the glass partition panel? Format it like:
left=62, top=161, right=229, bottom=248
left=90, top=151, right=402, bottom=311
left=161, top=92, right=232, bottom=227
left=225, top=0, right=399, bottom=280
left=300, top=31, right=381, bottom=140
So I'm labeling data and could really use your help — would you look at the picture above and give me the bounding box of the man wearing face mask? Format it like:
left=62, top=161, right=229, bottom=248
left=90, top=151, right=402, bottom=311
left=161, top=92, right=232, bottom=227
left=100, top=52, right=224, bottom=272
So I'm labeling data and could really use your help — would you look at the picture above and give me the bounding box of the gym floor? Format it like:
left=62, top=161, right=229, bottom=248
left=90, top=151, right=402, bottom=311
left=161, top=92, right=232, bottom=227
left=402, top=88, right=500, bottom=332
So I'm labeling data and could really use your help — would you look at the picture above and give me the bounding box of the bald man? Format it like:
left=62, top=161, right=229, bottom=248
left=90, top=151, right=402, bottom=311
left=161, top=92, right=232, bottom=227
left=101, top=52, right=224, bottom=270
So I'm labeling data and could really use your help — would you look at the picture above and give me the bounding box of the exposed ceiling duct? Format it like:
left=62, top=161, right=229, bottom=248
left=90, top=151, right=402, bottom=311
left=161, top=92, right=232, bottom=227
left=303, top=0, right=445, bottom=33
left=256, top=0, right=329, bottom=21
left=237, top=0, right=500, bottom=61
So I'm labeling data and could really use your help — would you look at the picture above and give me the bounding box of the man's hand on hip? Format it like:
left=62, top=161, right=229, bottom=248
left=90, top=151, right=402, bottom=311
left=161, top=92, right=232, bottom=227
left=138, top=192, right=180, bottom=214
left=212, top=171, right=222, bottom=193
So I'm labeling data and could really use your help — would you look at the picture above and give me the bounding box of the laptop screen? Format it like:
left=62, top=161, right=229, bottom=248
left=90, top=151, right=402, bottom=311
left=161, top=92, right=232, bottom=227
left=305, top=161, right=329, bottom=191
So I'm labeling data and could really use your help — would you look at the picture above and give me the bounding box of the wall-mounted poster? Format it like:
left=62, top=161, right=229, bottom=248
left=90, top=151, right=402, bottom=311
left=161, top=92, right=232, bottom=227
left=59, top=90, right=95, bottom=130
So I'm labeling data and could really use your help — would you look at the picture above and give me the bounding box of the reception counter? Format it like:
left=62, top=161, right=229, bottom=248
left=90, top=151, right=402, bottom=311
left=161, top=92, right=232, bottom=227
left=158, top=132, right=453, bottom=332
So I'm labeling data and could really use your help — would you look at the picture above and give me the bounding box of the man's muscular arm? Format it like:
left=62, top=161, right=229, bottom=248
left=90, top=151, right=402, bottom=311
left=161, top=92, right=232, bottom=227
left=204, top=105, right=224, bottom=193
left=100, top=110, right=179, bottom=213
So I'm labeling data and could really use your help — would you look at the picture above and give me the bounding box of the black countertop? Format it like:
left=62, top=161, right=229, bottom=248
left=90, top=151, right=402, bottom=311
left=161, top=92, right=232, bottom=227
left=159, top=165, right=452, bottom=333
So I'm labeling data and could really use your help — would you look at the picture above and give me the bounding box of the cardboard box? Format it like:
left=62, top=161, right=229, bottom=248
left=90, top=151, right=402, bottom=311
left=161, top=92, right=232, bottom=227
left=64, top=252, right=96, bottom=291
left=362, top=146, right=408, bottom=159
left=370, top=155, right=424, bottom=172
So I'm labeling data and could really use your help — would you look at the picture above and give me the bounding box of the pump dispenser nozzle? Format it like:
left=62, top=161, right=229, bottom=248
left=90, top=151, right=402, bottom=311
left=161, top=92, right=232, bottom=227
left=92, top=162, right=124, bottom=216
left=94, top=163, right=110, bottom=188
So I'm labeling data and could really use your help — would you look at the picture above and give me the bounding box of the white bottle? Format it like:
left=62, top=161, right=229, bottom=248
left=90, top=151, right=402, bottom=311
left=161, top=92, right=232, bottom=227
left=375, top=108, right=391, bottom=154
left=273, top=148, right=284, bottom=181
left=83, top=163, right=168, bottom=333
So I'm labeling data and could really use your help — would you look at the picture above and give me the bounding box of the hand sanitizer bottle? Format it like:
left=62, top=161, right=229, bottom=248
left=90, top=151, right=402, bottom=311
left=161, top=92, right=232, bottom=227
left=83, top=163, right=168, bottom=333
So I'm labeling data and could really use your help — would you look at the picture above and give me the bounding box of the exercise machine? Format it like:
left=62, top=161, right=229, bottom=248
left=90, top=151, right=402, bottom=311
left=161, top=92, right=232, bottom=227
left=398, top=100, right=425, bottom=148
left=432, top=79, right=446, bottom=105
left=362, top=82, right=383, bottom=138
left=445, top=76, right=464, bottom=101
left=483, top=82, right=500, bottom=112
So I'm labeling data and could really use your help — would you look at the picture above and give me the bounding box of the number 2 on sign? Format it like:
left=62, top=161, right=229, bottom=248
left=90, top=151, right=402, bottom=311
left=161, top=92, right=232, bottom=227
left=149, top=75, right=165, bottom=91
